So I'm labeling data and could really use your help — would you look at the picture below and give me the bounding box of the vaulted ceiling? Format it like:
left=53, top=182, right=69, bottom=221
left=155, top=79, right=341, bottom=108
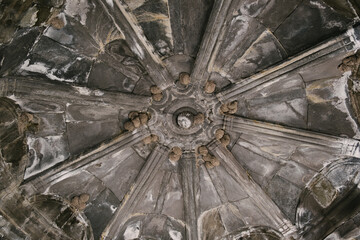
left=1, top=0, right=360, bottom=239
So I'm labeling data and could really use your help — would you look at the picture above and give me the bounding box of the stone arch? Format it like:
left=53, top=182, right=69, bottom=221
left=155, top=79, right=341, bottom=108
left=115, top=214, right=185, bottom=240
left=0, top=97, right=38, bottom=189
left=221, top=226, right=283, bottom=240
left=296, top=157, right=360, bottom=239
left=29, top=194, right=94, bottom=240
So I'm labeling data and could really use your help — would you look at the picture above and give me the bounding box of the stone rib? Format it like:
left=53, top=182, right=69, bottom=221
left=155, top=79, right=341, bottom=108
left=97, top=0, right=173, bottom=89
left=179, top=153, right=198, bottom=240
left=191, top=0, right=232, bottom=85
left=0, top=77, right=151, bottom=110
left=207, top=140, right=297, bottom=236
left=27, top=128, right=149, bottom=190
left=217, top=26, right=360, bottom=102
left=224, top=116, right=360, bottom=157
left=102, top=144, right=168, bottom=239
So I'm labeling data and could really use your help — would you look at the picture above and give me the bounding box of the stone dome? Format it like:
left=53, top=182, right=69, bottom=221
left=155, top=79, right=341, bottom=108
left=1, top=0, right=360, bottom=239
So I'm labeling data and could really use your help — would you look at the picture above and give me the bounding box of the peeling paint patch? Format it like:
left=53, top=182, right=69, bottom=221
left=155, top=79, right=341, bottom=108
left=64, top=0, right=89, bottom=26
left=110, top=205, right=117, bottom=213
left=106, top=0, right=114, bottom=8
left=123, top=221, right=140, bottom=240
left=20, top=59, right=72, bottom=82
left=44, top=27, right=73, bottom=45
left=324, top=20, right=343, bottom=29
left=73, top=86, right=92, bottom=95
left=94, top=90, right=104, bottom=96
left=24, top=135, right=69, bottom=179
left=169, top=229, right=182, bottom=240
left=310, top=0, right=326, bottom=9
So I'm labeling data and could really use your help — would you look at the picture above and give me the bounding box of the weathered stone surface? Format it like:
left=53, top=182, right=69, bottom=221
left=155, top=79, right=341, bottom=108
left=198, top=165, right=222, bottom=212
left=119, top=214, right=185, bottom=240
left=2, top=0, right=360, bottom=239
left=36, top=113, right=66, bottom=136
left=297, top=158, right=360, bottom=240
left=67, top=120, right=120, bottom=155
left=44, top=14, right=99, bottom=56
left=266, top=175, right=302, bottom=223
left=86, top=148, right=145, bottom=200
left=88, top=61, right=137, bottom=93
left=200, top=209, right=225, bottom=239
left=132, top=76, right=153, bottom=96
left=232, top=144, right=280, bottom=181
left=299, top=52, right=345, bottom=82
left=0, top=214, right=28, bottom=240
left=218, top=204, right=245, bottom=233
left=273, top=0, right=352, bottom=55
left=19, top=36, right=92, bottom=84
left=227, top=30, right=286, bottom=79
left=257, top=0, right=302, bottom=31
left=168, top=0, right=214, bottom=57
left=161, top=172, right=184, bottom=220
left=84, top=189, right=120, bottom=240
left=25, top=134, right=70, bottom=179
left=66, top=104, right=119, bottom=122
left=0, top=0, right=63, bottom=44
left=214, top=13, right=266, bottom=73
left=308, top=102, right=356, bottom=137
left=214, top=165, right=248, bottom=202
left=277, top=161, right=316, bottom=188
left=0, top=28, right=42, bottom=76
left=234, top=73, right=308, bottom=129
left=124, top=0, right=173, bottom=58
left=234, top=198, right=275, bottom=227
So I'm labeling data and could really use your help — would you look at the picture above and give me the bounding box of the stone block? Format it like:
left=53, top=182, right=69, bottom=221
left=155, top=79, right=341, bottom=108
left=265, top=175, right=302, bottom=223
left=87, top=61, right=137, bottom=93
left=228, top=30, right=286, bottom=79
left=308, top=102, right=355, bottom=137
left=274, top=1, right=352, bottom=55
left=161, top=173, right=184, bottom=221
left=37, top=113, right=66, bottom=136
left=198, top=166, right=222, bottom=213
left=84, top=188, right=120, bottom=240
left=231, top=144, right=280, bottom=181
left=87, top=148, right=145, bottom=200
left=214, top=164, right=248, bottom=202
left=0, top=28, right=41, bottom=76
left=66, top=104, right=119, bottom=122
left=44, top=14, right=99, bottom=57
left=234, top=198, right=274, bottom=226
left=277, top=161, right=316, bottom=188
left=24, top=135, right=70, bottom=179
left=66, top=120, right=120, bottom=155
left=258, top=0, right=302, bottom=31
left=20, top=36, right=92, bottom=84
left=219, top=204, right=245, bottom=233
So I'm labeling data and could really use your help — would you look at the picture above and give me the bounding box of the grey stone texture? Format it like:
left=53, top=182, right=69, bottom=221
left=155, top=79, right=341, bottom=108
left=1, top=0, right=360, bottom=239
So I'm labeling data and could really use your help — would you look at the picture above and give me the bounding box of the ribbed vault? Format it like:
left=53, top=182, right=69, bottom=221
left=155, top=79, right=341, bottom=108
left=1, top=0, right=360, bottom=239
